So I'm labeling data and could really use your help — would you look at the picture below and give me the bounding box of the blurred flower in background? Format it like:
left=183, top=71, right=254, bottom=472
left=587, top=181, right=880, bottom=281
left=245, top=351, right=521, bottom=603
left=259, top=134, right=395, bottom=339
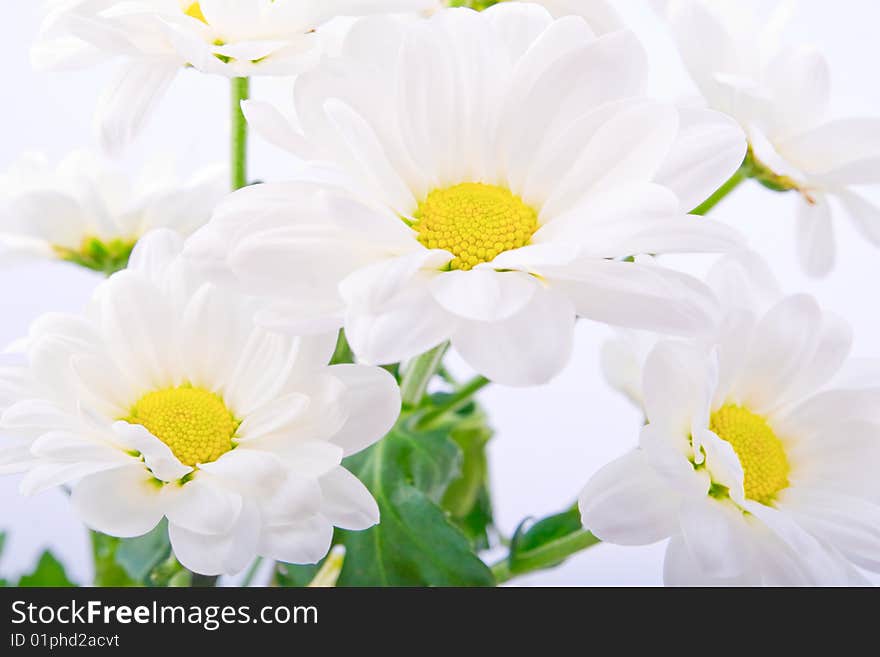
left=0, top=150, right=225, bottom=274
left=662, top=0, right=880, bottom=276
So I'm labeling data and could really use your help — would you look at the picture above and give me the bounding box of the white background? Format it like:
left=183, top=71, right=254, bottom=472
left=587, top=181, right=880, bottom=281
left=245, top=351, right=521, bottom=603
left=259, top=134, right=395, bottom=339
left=1, top=1, right=879, bottom=586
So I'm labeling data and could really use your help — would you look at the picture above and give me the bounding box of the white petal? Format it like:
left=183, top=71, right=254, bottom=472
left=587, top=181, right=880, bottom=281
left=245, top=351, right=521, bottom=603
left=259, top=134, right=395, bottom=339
left=451, top=287, right=575, bottom=387
left=655, top=107, right=746, bottom=213
left=326, top=364, right=400, bottom=456
left=112, top=422, right=193, bottom=482
left=429, top=269, right=537, bottom=322
left=838, top=189, right=880, bottom=247
left=169, top=500, right=261, bottom=576
left=71, top=465, right=166, bottom=538
left=260, top=514, right=334, bottom=565
left=545, top=259, right=720, bottom=336
left=642, top=340, right=712, bottom=436
left=679, top=496, right=752, bottom=578
left=744, top=500, right=855, bottom=586
left=96, top=59, right=180, bottom=155
left=164, top=478, right=243, bottom=536
left=579, top=449, right=680, bottom=545
left=319, top=467, right=380, bottom=530
left=241, top=99, right=314, bottom=158
left=776, top=118, right=880, bottom=181
left=344, top=285, right=455, bottom=365
left=795, top=197, right=835, bottom=277
left=736, top=295, right=824, bottom=413
left=780, top=488, right=880, bottom=572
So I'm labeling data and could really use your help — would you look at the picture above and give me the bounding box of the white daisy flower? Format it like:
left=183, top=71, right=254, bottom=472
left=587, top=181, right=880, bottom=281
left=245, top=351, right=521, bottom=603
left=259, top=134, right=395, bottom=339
left=0, top=230, right=400, bottom=575
left=663, top=0, right=880, bottom=276
left=0, top=150, right=225, bottom=274
left=579, top=260, right=880, bottom=585
left=34, top=0, right=441, bottom=152
left=185, top=5, right=747, bottom=387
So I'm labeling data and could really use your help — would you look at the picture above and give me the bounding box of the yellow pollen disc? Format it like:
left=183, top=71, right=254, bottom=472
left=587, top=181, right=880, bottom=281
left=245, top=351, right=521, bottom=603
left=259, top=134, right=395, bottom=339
left=413, top=183, right=538, bottom=270
left=709, top=404, right=790, bottom=505
left=184, top=2, right=207, bottom=23
left=126, top=386, right=238, bottom=467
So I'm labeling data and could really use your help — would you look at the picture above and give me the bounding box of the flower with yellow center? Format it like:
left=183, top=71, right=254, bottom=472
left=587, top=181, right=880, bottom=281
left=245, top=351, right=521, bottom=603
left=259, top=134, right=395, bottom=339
left=126, top=386, right=240, bottom=467
left=414, top=184, right=538, bottom=270
left=188, top=5, right=746, bottom=386
left=0, top=231, right=401, bottom=576
left=708, top=405, right=790, bottom=505
left=580, top=281, right=880, bottom=586
left=0, top=150, right=225, bottom=273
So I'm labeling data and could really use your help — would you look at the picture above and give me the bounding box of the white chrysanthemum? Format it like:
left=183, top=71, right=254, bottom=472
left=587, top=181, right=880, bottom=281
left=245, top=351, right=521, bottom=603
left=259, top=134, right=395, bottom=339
left=186, top=5, right=747, bottom=387
left=580, top=258, right=880, bottom=585
left=34, top=0, right=441, bottom=152
left=0, top=150, right=225, bottom=273
left=0, top=230, right=400, bottom=575
left=663, top=0, right=880, bottom=276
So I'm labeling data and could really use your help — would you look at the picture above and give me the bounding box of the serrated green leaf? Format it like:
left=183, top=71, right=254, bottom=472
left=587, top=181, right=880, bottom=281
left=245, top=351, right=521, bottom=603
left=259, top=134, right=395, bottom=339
left=334, top=423, right=494, bottom=587
left=17, top=551, right=77, bottom=587
left=115, top=519, right=171, bottom=583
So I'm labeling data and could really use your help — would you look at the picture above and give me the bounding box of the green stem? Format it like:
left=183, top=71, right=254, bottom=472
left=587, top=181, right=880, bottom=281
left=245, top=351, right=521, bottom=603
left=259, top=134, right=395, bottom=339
left=490, top=529, right=601, bottom=585
left=399, top=343, right=449, bottom=408
left=231, top=77, right=250, bottom=191
left=416, top=375, right=490, bottom=429
left=690, top=165, right=748, bottom=216
left=241, top=557, right=264, bottom=587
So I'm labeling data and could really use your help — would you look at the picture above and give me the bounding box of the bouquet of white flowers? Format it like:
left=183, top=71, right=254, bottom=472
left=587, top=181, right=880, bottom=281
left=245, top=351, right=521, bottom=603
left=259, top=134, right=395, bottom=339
left=1, top=0, right=879, bottom=588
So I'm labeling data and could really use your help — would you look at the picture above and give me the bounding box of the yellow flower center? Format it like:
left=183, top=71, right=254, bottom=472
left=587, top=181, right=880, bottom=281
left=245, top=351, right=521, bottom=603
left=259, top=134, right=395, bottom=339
left=126, top=386, right=239, bottom=467
left=413, top=183, right=538, bottom=270
left=184, top=2, right=207, bottom=23
left=709, top=404, right=790, bottom=505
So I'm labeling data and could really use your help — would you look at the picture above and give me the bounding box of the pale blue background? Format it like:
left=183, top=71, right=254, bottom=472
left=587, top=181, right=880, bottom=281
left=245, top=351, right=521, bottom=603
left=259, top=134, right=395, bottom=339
left=1, top=1, right=879, bottom=586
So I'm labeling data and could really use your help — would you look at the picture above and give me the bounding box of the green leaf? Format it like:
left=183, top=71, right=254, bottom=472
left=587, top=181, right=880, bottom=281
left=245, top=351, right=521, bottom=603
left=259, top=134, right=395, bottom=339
left=441, top=410, right=495, bottom=550
left=334, top=422, right=495, bottom=586
left=275, top=561, right=321, bottom=587
left=508, top=504, right=599, bottom=573
left=91, top=532, right=139, bottom=587
left=115, top=519, right=171, bottom=584
left=17, top=551, right=77, bottom=587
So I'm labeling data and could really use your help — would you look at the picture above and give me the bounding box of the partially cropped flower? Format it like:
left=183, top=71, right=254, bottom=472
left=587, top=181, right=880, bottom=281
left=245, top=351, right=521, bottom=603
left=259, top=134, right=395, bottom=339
left=34, top=0, right=441, bottom=152
left=0, top=231, right=400, bottom=575
left=580, top=262, right=880, bottom=585
left=186, top=5, right=746, bottom=387
left=663, top=0, right=880, bottom=276
left=0, top=151, right=225, bottom=274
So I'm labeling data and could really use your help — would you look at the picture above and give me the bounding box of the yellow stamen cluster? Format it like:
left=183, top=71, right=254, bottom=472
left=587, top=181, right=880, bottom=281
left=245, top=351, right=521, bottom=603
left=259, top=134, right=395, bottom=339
left=126, top=386, right=238, bottom=467
left=709, top=404, right=791, bottom=505
left=413, top=183, right=538, bottom=270
left=184, top=2, right=207, bottom=23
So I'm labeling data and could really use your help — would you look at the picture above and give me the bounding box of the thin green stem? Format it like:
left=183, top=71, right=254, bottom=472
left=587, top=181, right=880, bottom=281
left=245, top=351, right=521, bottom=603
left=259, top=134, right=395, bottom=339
left=690, top=165, right=748, bottom=216
left=231, top=77, right=250, bottom=191
left=241, top=557, right=264, bottom=587
left=490, top=529, right=601, bottom=585
left=399, top=343, right=449, bottom=408
left=416, top=375, right=490, bottom=429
